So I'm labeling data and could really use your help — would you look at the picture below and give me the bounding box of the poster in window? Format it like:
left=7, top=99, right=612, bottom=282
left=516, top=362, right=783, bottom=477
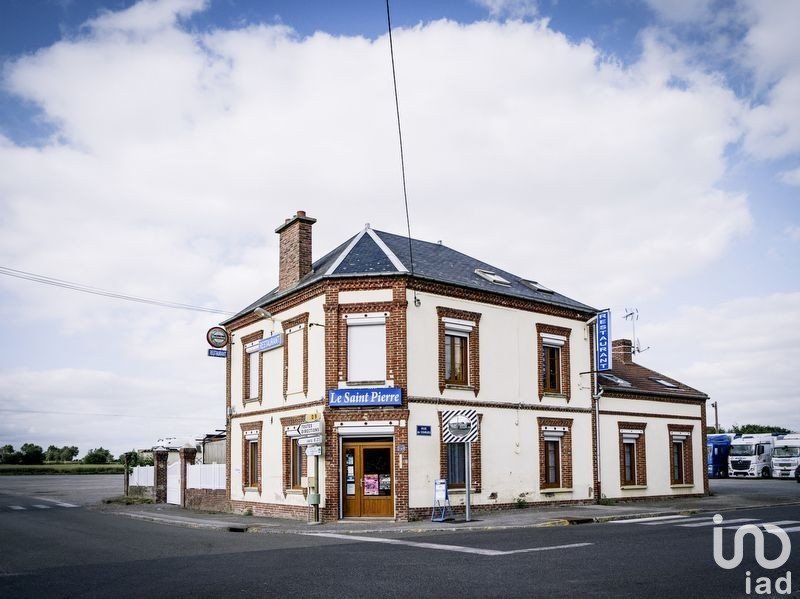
left=379, top=474, right=391, bottom=491
left=363, top=474, right=379, bottom=496
left=346, top=483, right=356, bottom=496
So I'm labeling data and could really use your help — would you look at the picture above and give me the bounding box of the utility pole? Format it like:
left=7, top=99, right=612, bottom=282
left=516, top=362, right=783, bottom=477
left=711, top=401, right=720, bottom=433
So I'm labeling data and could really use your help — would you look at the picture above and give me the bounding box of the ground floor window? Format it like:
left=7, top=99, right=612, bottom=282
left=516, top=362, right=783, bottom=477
left=544, top=439, right=560, bottom=486
left=240, top=422, right=262, bottom=491
left=291, top=438, right=307, bottom=490
left=538, top=417, right=573, bottom=490
left=447, top=443, right=466, bottom=488
left=668, top=424, right=694, bottom=485
left=618, top=423, right=647, bottom=487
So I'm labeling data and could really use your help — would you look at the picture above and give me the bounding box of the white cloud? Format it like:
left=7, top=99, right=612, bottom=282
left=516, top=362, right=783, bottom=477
left=644, top=0, right=715, bottom=23
left=0, top=0, right=768, bottom=451
left=473, top=0, right=539, bottom=19
left=780, top=166, right=800, bottom=186
left=639, top=293, right=800, bottom=431
left=87, top=0, right=206, bottom=35
left=738, top=0, right=800, bottom=160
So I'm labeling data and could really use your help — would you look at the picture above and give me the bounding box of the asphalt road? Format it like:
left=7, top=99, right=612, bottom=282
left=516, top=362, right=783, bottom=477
left=0, top=474, right=123, bottom=508
left=1, top=502, right=799, bottom=598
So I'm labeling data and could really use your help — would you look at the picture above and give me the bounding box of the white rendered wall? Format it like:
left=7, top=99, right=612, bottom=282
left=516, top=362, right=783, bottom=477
left=598, top=411, right=704, bottom=499
left=405, top=290, right=594, bottom=409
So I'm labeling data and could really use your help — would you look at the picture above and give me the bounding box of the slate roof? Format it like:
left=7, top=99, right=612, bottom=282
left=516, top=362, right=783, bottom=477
left=223, top=226, right=596, bottom=325
left=599, top=353, right=707, bottom=401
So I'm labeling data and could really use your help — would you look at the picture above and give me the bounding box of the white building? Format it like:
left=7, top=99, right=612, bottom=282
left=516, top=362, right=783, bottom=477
left=220, top=211, right=708, bottom=521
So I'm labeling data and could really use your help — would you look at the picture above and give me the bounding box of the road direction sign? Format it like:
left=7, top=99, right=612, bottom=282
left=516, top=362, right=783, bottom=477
left=298, top=421, right=322, bottom=436
left=297, top=435, right=322, bottom=446
left=305, top=445, right=322, bottom=456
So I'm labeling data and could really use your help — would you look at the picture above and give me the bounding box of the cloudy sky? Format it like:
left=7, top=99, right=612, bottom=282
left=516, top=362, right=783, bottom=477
left=0, top=0, right=797, bottom=458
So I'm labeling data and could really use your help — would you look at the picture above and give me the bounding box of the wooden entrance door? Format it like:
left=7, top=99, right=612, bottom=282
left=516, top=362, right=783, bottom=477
left=342, top=440, right=394, bottom=518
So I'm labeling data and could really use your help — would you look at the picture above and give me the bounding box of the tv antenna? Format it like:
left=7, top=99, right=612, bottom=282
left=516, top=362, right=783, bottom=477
left=623, top=308, right=650, bottom=355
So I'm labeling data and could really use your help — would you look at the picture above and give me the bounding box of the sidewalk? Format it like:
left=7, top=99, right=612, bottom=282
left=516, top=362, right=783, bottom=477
left=98, top=491, right=800, bottom=535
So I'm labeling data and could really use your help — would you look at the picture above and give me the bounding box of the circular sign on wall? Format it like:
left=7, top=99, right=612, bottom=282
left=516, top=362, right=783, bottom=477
left=206, top=326, right=229, bottom=348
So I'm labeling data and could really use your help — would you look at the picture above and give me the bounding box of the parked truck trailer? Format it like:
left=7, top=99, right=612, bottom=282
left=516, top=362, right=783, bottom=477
left=771, top=434, right=800, bottom=480
left=728, top=433, right=775, bottom=478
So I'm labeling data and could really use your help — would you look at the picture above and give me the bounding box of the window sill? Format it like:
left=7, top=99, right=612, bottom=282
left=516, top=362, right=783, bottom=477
left=243, top=397, right=261, bottom=405
left=447, top=488, right=480, bottom=495
left=344, top=381, right=387, bottom=387
left=444, top=384, right=474, bottom=391
left=620, top=485, right=648, bottom=490
left=243, top=486, right=259, bottom=493
left=541, top=393, right=567, bottom=400
left=285, top=488, right=306, bottom=496
left=670, top=483, right=695, bottom=489
left=540, top=487, right=572, bottom=494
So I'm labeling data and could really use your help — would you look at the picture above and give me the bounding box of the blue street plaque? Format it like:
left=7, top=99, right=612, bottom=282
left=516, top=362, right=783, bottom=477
left=328, top=387, right=402, bottom=407
left=417, top=425, right=432, bottom=436
left=208, top=348, right=227, bottom=358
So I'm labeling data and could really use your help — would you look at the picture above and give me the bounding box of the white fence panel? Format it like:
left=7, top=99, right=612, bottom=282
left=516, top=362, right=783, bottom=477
left=128, top=465, right=154, bottom=487
left=187, top=463, right=226, bottom=490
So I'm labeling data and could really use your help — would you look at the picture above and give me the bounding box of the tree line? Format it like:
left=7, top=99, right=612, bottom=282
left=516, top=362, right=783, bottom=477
left=0, top=444, right=116, bottom=465
left=706, top=424, right=794, bottom=435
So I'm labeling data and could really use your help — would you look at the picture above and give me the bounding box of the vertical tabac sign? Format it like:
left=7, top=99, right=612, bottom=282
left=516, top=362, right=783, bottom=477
left=596, top=310, right=612, bottom=371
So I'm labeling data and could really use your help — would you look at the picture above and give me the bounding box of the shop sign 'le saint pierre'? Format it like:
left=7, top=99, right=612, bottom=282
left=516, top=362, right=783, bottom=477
left=328, top=388, right=402, bottom=407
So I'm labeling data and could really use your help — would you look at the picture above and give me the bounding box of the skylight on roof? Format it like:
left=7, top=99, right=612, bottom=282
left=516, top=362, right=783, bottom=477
left=599, top=373, right=631, bottom=387
left=474, top=268, right=511, bottom=286
left=522, top=280, right=554, bottom=294
left=651, top=377, right=678, bottom=388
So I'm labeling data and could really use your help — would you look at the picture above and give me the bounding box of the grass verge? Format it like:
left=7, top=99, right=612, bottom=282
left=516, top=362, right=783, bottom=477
left=0, top=463, right=125, bottom=475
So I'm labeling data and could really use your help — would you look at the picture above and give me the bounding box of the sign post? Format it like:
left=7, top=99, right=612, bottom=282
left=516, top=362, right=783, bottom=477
left=441, top=410, right=478, bottom=523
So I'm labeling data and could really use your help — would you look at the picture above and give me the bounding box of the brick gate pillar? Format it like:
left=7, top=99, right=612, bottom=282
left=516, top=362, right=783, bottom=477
left=153, top=448, right=168, bottom=504
left=179, top=446, right=198, bottom=508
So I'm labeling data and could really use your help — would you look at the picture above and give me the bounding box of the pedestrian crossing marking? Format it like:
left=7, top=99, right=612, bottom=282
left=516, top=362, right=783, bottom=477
left=9, top=505, right=25, bottom=511
left=611, top=515, right=689, bottom=524
left=721, top=520, right=798, bottom=530
left=615, top=515, right=800, bottom=534
left=34, top=497, right=78, bottom=508
left=32, top=504, right=51, bottom=509
left=678, top=518, right=757, bottom=527
left=641, top=516, right=709, bottom=525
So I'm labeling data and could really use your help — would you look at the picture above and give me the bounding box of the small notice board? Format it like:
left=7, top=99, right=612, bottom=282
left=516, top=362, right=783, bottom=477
left=431, top=479, right=454, bottom=522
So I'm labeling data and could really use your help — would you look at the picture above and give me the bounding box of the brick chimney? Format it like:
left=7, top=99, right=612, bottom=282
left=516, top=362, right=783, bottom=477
left=275, top=210, right=317, bottom=291
left=612, top=339, right=634, bottom=364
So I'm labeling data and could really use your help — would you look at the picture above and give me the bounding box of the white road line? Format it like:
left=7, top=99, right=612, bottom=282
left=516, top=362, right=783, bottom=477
left=777, top=526, right=800, bottom=534
left=679, top=518, right=757, bottom=528
left=611, top=515, right=690, bottom=524
left=641, top=517, right=711, bottom=525
left=721, top=521, right=799, bottom=530
left=8, top=506, right=25, bottom=511
left=33, top=497, right=79, bottom=508
left=305, top=532, right=592, bottom=556
left=31, top=504, right=51, bottom=510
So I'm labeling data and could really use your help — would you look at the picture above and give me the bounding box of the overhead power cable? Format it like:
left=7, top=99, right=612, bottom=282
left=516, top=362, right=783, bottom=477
left=0, top=266, right=235, bottom=316
left=0, top=407, right=213, bottom=420
left=386, top=0, right=416, bottom=281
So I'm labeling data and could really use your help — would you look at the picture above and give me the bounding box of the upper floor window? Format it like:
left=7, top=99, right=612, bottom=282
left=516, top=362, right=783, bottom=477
left=445, top=332, right=468, bottom=385
left=543, top=344, right=561, bottom=393
left=241, top=331, right=263, bottom=403
left=346, top=313, right=386, bottom=384
left=536, top=325, right=571, bottom=400
left=437, top=308, right=481, bottom=394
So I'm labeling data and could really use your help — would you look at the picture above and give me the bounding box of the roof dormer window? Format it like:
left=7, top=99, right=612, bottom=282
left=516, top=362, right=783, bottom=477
left=651, top=377, right=678, bottom=388
left=474, top=268, right=511, bottom=286
left=600, top=373, right=631, bottom=387
left=522, top=280, right=554, bottom=294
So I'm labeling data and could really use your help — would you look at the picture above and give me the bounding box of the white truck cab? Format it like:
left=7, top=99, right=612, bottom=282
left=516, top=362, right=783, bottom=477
left=728, top=434, right=775, bottom=478
left=771, top=434, right=800, bottom=479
